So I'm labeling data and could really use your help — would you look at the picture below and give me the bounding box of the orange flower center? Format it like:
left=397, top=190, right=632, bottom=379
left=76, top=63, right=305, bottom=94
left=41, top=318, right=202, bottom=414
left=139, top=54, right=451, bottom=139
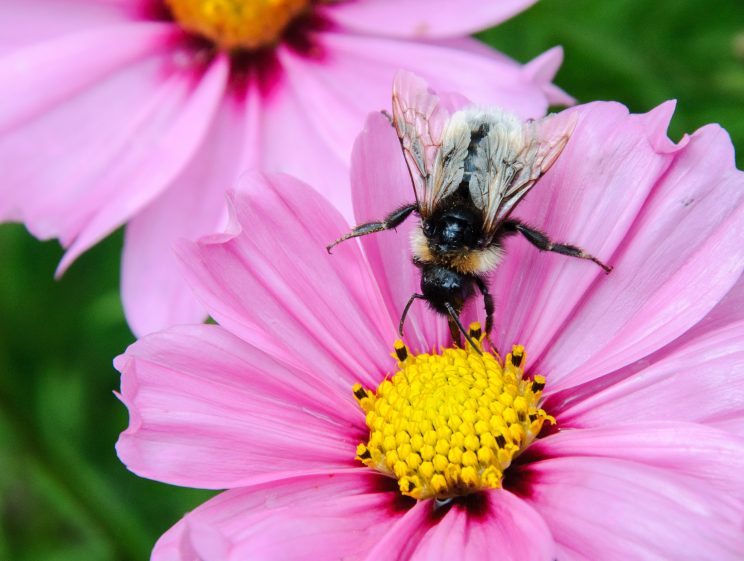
left=166, top=0, right=311, bottom=50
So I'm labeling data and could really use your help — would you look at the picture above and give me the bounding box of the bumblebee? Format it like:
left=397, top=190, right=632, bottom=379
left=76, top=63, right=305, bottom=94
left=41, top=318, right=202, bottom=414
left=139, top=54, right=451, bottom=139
left=328, top=72, right=611, bottom=350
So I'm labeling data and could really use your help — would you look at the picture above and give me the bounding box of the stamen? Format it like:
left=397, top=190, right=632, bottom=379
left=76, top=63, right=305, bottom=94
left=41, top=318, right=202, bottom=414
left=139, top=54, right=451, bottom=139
left=166, top=0, right=311, bottom=50
left=354, top=325, right=554, bottom=500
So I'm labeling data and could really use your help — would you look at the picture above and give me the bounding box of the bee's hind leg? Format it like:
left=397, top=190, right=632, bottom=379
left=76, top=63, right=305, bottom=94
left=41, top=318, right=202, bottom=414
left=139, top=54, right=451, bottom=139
left=474, top=277, right=499, bottom=358
left=445, top=303, right=482, bottom=355
left=326, top=203, right=417, bottom=253
left=505, top=220, right=613, bottom=273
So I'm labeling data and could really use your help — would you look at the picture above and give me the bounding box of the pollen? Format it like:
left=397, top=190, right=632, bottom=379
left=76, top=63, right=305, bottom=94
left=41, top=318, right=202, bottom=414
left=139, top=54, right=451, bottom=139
left=166, top=0, right=310, bottom=50
left=353, top=325, right=554, bottom=500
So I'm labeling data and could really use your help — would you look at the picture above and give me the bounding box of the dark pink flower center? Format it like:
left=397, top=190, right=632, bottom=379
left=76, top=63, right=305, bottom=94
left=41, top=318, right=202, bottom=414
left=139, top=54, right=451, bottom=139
left=141, top=0, right=334, bottom=96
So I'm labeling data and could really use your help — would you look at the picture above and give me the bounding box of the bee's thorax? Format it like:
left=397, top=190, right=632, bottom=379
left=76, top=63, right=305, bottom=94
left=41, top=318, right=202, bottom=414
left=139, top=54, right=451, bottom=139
left=411, top=226, right=503, bottom=275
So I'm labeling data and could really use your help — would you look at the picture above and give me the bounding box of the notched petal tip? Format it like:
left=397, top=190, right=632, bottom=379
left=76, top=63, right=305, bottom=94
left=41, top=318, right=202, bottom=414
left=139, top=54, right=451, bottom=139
left=524, top=46, right=575, bottom=107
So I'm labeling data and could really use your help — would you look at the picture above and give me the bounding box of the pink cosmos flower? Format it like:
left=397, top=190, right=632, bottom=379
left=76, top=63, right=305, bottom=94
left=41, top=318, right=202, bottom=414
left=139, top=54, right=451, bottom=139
left=0, top=0, right=569, bottom=336
left=117, top=77, right=744, bottom=560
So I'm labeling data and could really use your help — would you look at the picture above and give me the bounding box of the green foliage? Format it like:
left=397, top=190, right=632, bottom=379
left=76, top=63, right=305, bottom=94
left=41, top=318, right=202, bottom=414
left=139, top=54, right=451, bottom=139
left=0, top=0, right=741, bottom=558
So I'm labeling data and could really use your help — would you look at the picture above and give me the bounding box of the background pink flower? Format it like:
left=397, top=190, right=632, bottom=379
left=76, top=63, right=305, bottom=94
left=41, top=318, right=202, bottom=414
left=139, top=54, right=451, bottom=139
left=0, top=0, right=568, bottom=336
left=117, top=91, right=744, bottom=558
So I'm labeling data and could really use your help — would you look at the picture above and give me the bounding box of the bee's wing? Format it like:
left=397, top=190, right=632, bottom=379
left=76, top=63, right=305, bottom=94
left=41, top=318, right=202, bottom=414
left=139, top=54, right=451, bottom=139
left=392, top=71, right=456, bottom=216
left=477, top=111, right=577, bottom=236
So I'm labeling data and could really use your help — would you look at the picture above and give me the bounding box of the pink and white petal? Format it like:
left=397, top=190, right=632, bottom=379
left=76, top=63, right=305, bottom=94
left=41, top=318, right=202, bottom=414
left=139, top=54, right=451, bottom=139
left=120, top=90, right=255, bottom=336
left=408, top=491, right=554, bottom=561
left=116, top=324, right=364, bottom=489
left=56, top=54, right=230, bottom=273
left=0, top=0, right=134, bottom=53
left=152, top=471, right=407, bottom=561
left=322, top=0, right=536, bottom=39
left=0, top=22, right=173, bottom=132
left=550, top=321, right=744, bottom=433
left=176, top=174, right=396, bottom=391
left=490, top=101, right=677, bottom=361
left=519, top=457, right=744, bottom=561
left=540, top=122, right=744, bottom=389
left=349, top=112, right=450, bottom=352
left=528, top=423, right=744, bottom=500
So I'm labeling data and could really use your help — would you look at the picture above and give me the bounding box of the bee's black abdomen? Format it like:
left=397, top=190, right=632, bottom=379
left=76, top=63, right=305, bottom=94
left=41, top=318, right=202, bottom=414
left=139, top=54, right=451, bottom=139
left=420, top=265, right=475, bottom=315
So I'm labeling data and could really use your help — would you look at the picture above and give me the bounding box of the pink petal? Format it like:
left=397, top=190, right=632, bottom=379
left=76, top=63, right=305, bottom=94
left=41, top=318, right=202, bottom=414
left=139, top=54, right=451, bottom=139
left=0, top=40, right=228, bottom=273
left=176, top=174, right=396, bottom=391
left=489, top=101, right=677, bottom=361
left=55, top=54, right=229, bottom=274
left=550, top=320, right=744, bottom=432
left=152, top=471, right=407, bottom=561
left=259, top=48, right=352, bottom=216
left=520, top=456, right=744, bottom=561
left=361, top=501, right=432, bottom=561
left=522, top=46, right=575, bottom=107
left=0, top=22, right=173, bottom=132
left=322, top=0, right=537, bottom=39
left=0, top=34, right=175, bottom=236
left=685, top=273, right=744, bottom=336
left=0, top=0, right=132, bottom=53
left=349, top=111, right=449, bottom=352
left=540, top=121, right=744, bottom=389
left=121, top=93, right=251, bottom=336
left=116, top=324, right=364, bottom=489
left=409, top=491, right=554, bottom=561
left=529, top=423, right=744, bottom=500
left=313, top=32, right=557, bottom=121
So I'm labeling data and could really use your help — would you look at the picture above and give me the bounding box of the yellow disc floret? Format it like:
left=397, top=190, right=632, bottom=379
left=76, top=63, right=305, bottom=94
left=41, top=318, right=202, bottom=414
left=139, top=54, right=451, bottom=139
left=166, top=0, right=310, bottom=50
left=353, top=324, right=554, bottom=500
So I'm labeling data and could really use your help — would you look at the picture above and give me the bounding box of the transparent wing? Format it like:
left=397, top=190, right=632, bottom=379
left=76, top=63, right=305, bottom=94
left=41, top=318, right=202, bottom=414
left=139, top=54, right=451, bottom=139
left=477, top=111, right=578, bottom=235
left=392, top=71, right=454, bottom=216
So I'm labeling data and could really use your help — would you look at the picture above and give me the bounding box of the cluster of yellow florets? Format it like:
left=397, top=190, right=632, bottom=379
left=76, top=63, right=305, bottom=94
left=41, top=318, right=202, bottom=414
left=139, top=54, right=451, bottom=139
left=353, top=325, right=554, bottom=500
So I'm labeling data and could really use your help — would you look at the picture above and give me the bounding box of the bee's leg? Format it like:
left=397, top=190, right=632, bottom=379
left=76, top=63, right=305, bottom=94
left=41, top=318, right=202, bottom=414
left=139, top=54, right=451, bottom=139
left=326, top=203, right=417, bottom=253
left=474, top=277, right=495, bottom=336
left=381, top=109, right=393, bottom=124
left=447, top=315, right=462, bottom=348
left=504, top=220, right=613, bottom=273
left=399, top=293, right=425, bottom=337
left=444, top=302, right=482, bottom=355
left=474, top=277, right=499, bottom=357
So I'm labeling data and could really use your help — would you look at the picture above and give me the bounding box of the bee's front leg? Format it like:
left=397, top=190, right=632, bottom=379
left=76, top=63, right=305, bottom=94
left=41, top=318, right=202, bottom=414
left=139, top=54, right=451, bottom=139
left=326, top=203, right=418, bottom=253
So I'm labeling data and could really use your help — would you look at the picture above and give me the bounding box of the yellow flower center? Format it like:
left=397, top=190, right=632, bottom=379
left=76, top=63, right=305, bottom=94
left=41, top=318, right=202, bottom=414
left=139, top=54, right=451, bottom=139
left=166, top=0, right=311, bottom=50
left=353, top=324, right=554, bottom=501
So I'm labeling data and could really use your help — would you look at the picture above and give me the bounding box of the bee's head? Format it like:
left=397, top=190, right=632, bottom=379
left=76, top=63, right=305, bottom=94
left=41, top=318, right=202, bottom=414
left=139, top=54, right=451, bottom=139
left=420, top=265, right=475, bottom=315
left=424, top=208, right=483, bottom=253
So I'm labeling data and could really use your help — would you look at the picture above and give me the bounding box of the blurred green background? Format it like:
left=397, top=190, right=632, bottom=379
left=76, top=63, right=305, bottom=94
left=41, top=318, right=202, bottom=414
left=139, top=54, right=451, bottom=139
left=1, top=0, right=742, bottom=559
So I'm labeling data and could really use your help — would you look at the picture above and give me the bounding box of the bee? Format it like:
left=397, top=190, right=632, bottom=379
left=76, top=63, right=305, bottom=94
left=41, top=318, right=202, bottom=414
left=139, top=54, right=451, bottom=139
left=327, top=72, right=611, bottom=351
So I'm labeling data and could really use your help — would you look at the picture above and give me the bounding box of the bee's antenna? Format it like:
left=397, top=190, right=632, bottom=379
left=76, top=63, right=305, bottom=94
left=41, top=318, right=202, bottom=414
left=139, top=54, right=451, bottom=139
left=399, top=293, right=425, bottom=337
left=444, top=303, right=482, bottom=355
